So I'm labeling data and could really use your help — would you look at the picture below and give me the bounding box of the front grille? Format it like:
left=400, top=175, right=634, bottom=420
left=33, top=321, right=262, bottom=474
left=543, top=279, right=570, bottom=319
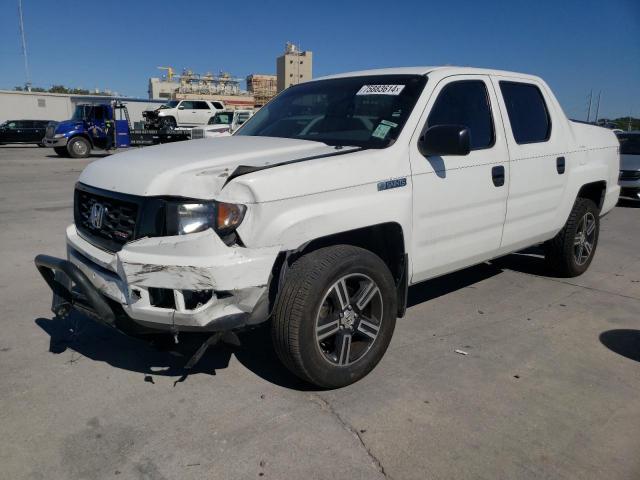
left=45, top=125, right=55, bottom=138
left=75, top=189, right=138, bottom=251
left=619, top=170, right=640, bottom=181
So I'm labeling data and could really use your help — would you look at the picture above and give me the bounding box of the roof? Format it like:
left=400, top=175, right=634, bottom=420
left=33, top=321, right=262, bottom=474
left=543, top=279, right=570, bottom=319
left=315, top=66, right=542, bottom=82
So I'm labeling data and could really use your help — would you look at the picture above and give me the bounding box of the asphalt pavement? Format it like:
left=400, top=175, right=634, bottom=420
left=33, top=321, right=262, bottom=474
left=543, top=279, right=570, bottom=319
left=1, top=145, right=639, bottom=480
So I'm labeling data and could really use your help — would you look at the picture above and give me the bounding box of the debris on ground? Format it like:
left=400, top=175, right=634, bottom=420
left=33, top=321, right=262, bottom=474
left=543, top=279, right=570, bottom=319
left=454, top=349, right=469, bottom=356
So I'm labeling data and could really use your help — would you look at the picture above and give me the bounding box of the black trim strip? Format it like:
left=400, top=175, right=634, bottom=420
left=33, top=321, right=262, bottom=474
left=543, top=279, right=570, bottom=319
left=223, top=146, right=365, bottom=187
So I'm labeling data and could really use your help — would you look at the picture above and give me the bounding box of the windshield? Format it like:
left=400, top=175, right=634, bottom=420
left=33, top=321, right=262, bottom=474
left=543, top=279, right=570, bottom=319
left=160, top=101, right=180, bottom=109
left=209, top=112, right=233, bottom=125
left=236, top=74, right=428, bottom=148
left=71, top=105, right=93, bottom=121
left=618, top=133, right=640, bottom=155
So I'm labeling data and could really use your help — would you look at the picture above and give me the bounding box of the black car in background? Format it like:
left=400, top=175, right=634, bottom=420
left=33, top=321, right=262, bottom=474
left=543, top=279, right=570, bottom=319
left=0, top=120, right=56, bottom=146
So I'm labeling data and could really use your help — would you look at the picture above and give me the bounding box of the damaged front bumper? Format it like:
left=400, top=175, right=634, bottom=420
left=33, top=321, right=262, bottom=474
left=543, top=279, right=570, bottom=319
left=35, top=225, right=280, bottom=332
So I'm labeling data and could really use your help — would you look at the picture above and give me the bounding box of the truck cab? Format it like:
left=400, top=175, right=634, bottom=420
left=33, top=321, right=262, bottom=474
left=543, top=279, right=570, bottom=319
left=43, top=103, right=131, bottom=158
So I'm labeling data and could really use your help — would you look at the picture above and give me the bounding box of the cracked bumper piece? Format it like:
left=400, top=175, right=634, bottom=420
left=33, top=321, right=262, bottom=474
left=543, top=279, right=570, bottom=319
left=45, top=225, right=281, bottom=331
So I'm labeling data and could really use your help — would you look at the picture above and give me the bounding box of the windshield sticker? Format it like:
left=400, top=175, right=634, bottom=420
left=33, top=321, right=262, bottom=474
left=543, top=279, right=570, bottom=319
left=380, top=120, right=398, bottom=128
left=356, top=84, right=406, bottom=96
left=371, top=123, right=392, bottom=140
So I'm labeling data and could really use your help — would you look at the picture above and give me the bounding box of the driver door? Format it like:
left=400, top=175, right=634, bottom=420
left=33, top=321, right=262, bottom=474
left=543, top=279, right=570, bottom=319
left=409, top=75, right=510, bottom=283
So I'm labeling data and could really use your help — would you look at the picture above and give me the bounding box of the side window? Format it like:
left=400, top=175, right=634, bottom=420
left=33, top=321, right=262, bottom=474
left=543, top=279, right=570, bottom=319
left=180, top=101, right=195, bottom=110
left=194, top=101, right=209, bottom=110
left=94, top=107, right=105, bottom=121
left=212, top=102, right=224, bottom=110
left=427, top=80, right=495, bottom=150
left=499, top=81, right=551, bottom=144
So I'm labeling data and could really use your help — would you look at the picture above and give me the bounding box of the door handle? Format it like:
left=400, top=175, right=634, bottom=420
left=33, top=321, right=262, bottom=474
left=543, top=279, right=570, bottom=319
left=492, top=165, right=505, bottom=187
left=556, top=156, right=565, bottom=174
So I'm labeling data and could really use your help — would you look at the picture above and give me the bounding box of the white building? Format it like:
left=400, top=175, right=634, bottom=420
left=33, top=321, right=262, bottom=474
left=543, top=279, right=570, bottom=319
left=0, top=90, right=165, bottom=124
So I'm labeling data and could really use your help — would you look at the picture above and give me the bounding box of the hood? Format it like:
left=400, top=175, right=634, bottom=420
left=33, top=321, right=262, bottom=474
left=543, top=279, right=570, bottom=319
left=79, top=136, right=355, bottom=201
left=56, top=119, right=84, bottom=133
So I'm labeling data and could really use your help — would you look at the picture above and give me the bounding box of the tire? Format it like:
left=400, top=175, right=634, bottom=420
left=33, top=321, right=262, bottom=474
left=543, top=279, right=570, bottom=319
left=53, top=147, right=69, bottom=157
left=66, top=136, right=91, bottom=158
left=544, top=198, right=600, bottom=277
left=272, top=245, right=397, bottom=389
left=161, top=117, right=177, bottom=130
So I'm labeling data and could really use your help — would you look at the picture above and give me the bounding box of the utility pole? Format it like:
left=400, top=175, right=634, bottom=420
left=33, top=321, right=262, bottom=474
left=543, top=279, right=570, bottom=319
left=586, top=90, right=592, bottom=123
left=594, top=91, right=601, bottom=125
left=17, top=0, right=31, bottom=91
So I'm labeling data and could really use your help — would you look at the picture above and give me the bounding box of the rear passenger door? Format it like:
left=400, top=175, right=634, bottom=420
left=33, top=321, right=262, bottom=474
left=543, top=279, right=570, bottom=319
left=193, top=101, right=214, bottom=124
left=32, top=121, right=47, bottom=143
left=491, top=77, right=569, bottom=249
left=410, top=75, right=510, bottom=282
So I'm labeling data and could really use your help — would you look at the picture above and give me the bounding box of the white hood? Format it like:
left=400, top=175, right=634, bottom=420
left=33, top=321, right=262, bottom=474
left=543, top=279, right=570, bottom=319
left=79, top=136, right=348, bottom=200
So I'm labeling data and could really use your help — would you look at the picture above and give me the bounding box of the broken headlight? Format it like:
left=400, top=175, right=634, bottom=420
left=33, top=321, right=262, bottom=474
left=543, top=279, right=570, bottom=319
left=167, top=201, right=246, bottom=236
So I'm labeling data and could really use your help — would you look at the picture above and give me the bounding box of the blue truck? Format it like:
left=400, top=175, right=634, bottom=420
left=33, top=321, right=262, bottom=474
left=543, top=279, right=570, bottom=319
left=43, top=102, right=191, bottom=158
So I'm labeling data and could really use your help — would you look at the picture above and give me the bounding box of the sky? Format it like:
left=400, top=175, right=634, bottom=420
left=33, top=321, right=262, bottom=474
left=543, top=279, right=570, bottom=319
left=0, top=0, right=638, bottom=120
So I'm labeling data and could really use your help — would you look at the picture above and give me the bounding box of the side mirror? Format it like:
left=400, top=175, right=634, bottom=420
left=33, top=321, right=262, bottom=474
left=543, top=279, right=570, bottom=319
left=178, top=105, right=184, bottom=110
left=418, top=125, right=470, bottom=157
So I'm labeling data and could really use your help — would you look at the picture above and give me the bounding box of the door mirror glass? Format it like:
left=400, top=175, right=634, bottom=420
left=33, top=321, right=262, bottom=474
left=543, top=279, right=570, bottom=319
left=418, top=125, right=470, bottom=157
left=178, top=105, right=185, bottom=110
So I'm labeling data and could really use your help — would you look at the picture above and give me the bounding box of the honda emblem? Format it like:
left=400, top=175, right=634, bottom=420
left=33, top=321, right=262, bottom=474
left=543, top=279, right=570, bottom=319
left=90, top=203, right=106, bottom=229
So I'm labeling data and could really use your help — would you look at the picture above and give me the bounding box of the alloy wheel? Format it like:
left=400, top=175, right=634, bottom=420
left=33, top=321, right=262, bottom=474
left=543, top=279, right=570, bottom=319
left=574, top=212, right=596, bottom=265
left=315, top=273, right=384, bottom=366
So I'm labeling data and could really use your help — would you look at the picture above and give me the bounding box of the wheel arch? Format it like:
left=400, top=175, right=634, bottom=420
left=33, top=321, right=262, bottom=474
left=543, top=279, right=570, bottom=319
left=267, top=222, right=409, bottom=319
left=577, top=180, right=607, bottom=209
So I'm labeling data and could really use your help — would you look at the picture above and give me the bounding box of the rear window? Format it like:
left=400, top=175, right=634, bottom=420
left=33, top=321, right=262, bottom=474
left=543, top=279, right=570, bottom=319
left=618, top=134, right=640, bottom=155
left=499, top=81, right=551, bottom=144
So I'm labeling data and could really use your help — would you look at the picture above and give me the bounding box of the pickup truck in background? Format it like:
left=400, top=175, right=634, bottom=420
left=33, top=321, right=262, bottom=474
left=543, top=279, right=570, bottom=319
left=190, top=109, right=254, bottom=139
left=617, top=131, right=640, bottom=200
left=143, top=99, right=225, bottom=129
left=35, top=67, right=620, bottom=388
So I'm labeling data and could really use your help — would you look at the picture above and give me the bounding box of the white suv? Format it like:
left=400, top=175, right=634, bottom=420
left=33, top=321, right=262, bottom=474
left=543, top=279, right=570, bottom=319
left=36, top=67, right=620, bottom=388
left=151, top=100, right=225, bottom=128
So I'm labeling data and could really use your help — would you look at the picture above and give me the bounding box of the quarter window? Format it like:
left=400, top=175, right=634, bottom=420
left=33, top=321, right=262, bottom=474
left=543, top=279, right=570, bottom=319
left=427, top=80, right=495, bottom=150
left=499, top=81, right=551, bottom=144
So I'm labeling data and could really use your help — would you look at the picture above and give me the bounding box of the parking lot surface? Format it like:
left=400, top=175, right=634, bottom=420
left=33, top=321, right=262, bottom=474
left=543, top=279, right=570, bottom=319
left=1, top=145, right=639, bottom=480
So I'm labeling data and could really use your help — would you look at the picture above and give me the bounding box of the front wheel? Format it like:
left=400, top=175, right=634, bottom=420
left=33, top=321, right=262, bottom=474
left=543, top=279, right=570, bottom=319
left=544, top=198, right=600, bottom=277
left=160, top=117, right=177, bottom=130
left=272, top=245, right=397, bottom=389
left=67, top=136, right=91, bottom=158
left=53, top=147, right=69, bottom=157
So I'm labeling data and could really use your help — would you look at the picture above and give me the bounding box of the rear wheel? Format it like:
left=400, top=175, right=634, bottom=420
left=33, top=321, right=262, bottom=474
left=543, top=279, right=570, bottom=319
left=544, top=198, right=600, bottom=277
left=53, top=147, right=69, bottom=157
left=272, top=245, right=397, bottom=389
left=67, top=136, right=90, bottom=158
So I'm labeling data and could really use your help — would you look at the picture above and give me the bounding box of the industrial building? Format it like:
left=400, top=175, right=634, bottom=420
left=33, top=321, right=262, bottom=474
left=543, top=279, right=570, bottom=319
left=0, top=89, right=163, bottom=124
left=148, top=68, right=255, bottom=109
left=276, top=42, right=313, bottom=92
left=246, top=74, right=277, bottom=107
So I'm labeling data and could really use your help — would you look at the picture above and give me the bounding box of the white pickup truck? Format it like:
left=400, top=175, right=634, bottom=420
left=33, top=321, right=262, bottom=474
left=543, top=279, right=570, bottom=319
left=35, top=67, right=620, bottom=388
